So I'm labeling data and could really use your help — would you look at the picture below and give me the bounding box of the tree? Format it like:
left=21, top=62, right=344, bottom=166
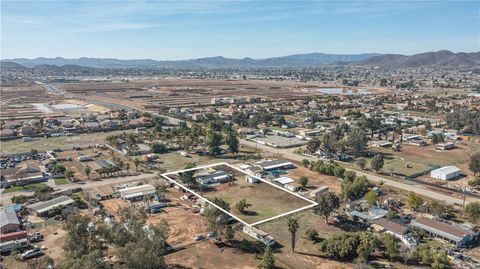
left=431, top=252, right=450, bottom=269
left=225, top=225, right=235, bottom=241
left=64, top=169, right=75, bottom=181
left=430, top=133, right=444, bottom=144
left=320, top=132, right=337, bottom=157
left=225, top=131, right=239, bottom=155
left=465, top=202, right=480, bottom=224
left=298, top=176, right=308, bottom=188
left=179, top=163, right=196, bottom=187
left=314, top=192, right=340, bottom=224
left=305, top=228, right=318, bottom=241
left=469, top=152, right=480, bottom=176
left=133, top=158, right=140, bottom=172
left=150, top=142, right=167, bottom=153
left=30, top=148, right=38, bottom=155
left=205, top=129, right=223, bottom=156
left=204, top=197, right=230, bottom=238
left=257, top=246, right=275, bottom=269
left=364, top=190, right=377, bottom=206
left=370, top=154, right=384, bottom=173
left=356, top=158, right=367, bottom=170
left=301, top=159, right=310, bottom=167
left=382, top=233, right=400, bottom=261
left=286, top=216, right=299, bottom=252
left=306, top=138, right=321, bottom=154
left=407, top=192, right=423, bottom=210
left=84, top=166, right=92, bottom=180
left=346, top=128, right=368, bottom=157
left=428, top=200, right=446, bottom=218
left=235, top=199, right=250, bottom=214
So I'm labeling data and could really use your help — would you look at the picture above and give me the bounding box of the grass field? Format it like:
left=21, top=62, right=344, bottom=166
left=54, top=177, right=69, bottom=185
left=2, top=182, right=50, bottom=193
left=204, top=177, right=312, bottom=224
left=380, top=159, right=432, bottom=177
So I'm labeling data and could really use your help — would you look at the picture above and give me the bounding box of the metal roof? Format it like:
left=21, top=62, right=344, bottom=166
left=256, top=160, right=293, bottom=170
left=27, top=196, right=74, bottom=214
left=411, top=218, right=473, bottom=243
left=0, top=207, right=20, bottom=228
left=431, top=166, right=461, bottom=175
left=273, top=177, right=294, bottom=185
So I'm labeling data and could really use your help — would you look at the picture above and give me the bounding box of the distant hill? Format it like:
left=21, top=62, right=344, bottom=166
left=2, top=53, right=380, bottom=69
left=0, top=61, right=28, bottom=70
left=2, top=51, right=478, bottom=70
left=355, top=50, right=480, bottom=69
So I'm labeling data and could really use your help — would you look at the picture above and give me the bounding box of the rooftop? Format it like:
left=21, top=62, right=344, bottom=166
left=27, top=196, right=74, bottom=214
left=0, top=207, right=20, bottom=228
left=431, top=166, right=461, bottom=174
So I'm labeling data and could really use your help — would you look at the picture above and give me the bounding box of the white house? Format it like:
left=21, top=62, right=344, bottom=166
left=243, top=226, right=275, bottom=246
left=196, top=170, right=231, bottom=185
left=430, top=166, right=461, bottom=180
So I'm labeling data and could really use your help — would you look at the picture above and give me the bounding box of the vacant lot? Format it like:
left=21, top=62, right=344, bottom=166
left=196, top=165, right=313, bottom=225
left=165, top=240, right=259, bottom=269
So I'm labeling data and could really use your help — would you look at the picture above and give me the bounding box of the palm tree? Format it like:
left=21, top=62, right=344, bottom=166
left=133, top=158, right=140, bottom=172
left=286, top=216, right=299, bottom=252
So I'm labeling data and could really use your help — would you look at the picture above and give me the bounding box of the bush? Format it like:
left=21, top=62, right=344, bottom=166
left=305, top=228, right=318, bottom=241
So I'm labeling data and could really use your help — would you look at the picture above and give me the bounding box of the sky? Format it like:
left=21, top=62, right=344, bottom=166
left=1, top=0, right=479, bottom=60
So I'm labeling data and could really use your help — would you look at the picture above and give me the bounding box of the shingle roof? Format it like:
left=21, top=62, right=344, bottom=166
left=374, top=218, right=408, bottom=235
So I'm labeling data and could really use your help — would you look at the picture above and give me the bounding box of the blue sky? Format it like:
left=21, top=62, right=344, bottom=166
left=1, top=0, right=479, bottom=59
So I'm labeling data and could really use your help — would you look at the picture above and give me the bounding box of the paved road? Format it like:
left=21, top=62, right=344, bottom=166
left=1, top=173, right=158, bottom=205
left=240, top=139, right=475, bottom=206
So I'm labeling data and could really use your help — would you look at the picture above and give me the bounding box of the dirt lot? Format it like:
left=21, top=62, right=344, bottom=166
left=31, top=223, right=68, bottom=262
left=285, top=166, right=342, bottom=194
left=165, top=240, right=260, bottom=269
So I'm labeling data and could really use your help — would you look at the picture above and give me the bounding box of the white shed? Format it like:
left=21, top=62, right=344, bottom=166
left=430, top=166, right=461, bottom=180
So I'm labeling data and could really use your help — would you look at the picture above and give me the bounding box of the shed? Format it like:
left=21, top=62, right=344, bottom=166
left=273, top=177, right=294, bottom=186
left=27, top=196, right=75, bottom=217
left=430, top=166, right=461, bottom=180
left=118, top=184, right=156, bottom=202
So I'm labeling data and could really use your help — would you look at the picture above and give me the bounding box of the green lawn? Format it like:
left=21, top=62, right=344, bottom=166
left=54, top=177, right=69, bottom=185
left=2, top=183, right=50, bottom=193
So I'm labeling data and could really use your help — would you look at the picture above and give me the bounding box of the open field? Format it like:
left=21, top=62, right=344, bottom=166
left=53, top=79, right=389, bottom=111
left=205, top=180, right=312, bottom=224
left=2, top=182, right=50, bottom=193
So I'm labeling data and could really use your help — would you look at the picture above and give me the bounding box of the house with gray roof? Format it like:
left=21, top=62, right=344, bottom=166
left=27, top=196, right=74, bottom=217
left=0, top=207, right=21, bottom=233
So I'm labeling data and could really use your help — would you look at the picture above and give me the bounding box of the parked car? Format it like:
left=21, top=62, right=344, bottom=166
left=194, top=235, right=204, bottom=241
left=21, top=248, right=43, bottom=260
left=28, top=232, right=44, bottom=243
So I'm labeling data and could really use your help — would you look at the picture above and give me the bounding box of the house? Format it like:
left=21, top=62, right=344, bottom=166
left=349, top=207, right=387, bottom=221
left=256, top=160, right=294, bottom=171
left=87, top=159, right=115, bottom=174
left=27, top=196, right=75, bottom=217
left=118, top=184, right=156, bottom=202
left=0, top=207, right=21, bottom=234
left=84, top=186, right=116, bottom=201
left=285, top=183, right=303, bottom=192
left=310, top=186, right=329, bottom=199
left=243, top=226, right=275, bottom=246
left=435, top=142, right=455, bottom=150
left=273, top=177, right=294, bottom=187
left=430, top=166, right=461, bottom=180
left=372, top=218, right=417, bottom=248
left=410, top=218, right=479, bottom=248
left=196, top=170, right=231, bottom=185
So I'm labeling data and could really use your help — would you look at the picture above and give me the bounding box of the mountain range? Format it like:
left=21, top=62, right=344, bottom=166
left=2, top=50, right=479, bottom=70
